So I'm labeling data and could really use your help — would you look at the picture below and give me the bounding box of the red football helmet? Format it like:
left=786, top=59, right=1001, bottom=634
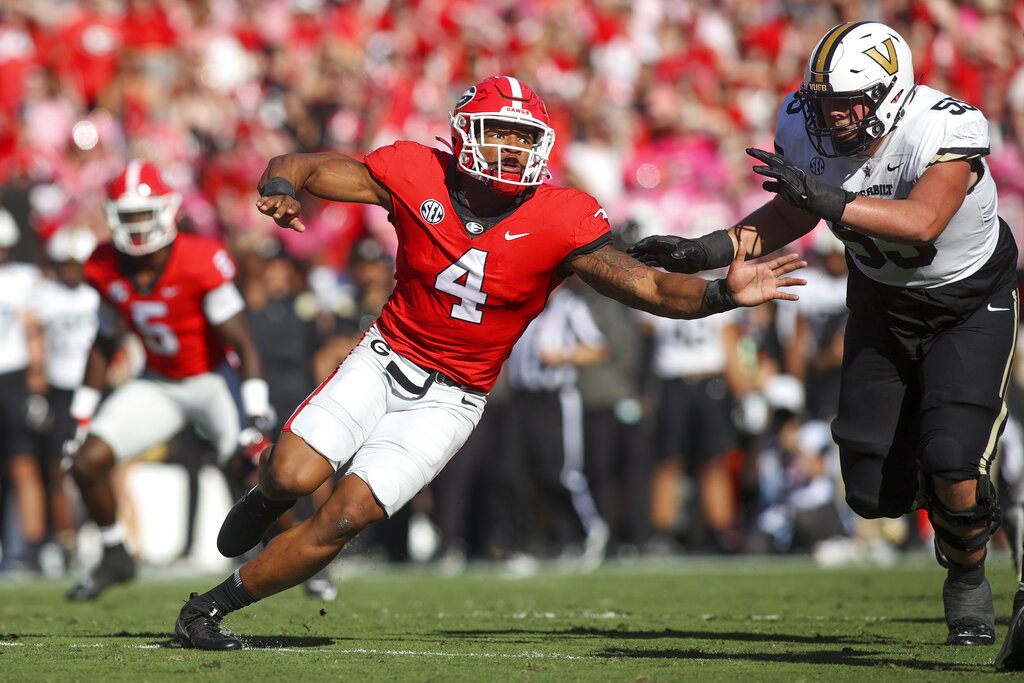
left=106, top=160, right=181, bottom=255
left=449, top=76, right=556, bottom=195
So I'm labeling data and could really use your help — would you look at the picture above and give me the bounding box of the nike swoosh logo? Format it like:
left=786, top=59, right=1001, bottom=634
left=988, top=303, right=1011, bottom=312
left=886, top=162, right=902, bottom=172
left=504, top=231, right=529, bottom=241
left=461, top=396, right=479, bottom=406
left=161, top=286, right=180, bottom=297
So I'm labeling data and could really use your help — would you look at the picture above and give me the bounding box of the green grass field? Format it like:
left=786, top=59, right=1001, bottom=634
left=1, top=552, right=1020, bottom=681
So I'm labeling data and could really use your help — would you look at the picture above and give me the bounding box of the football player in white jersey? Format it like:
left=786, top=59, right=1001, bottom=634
left=630, top=22, right=1020, bottom=659
left=0, top=208, right=47, bottom=573
left=30, top=226, right=100, bottom=573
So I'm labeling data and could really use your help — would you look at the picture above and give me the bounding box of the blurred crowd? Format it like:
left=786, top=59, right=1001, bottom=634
left=3, top=0, right=1024, bottom=576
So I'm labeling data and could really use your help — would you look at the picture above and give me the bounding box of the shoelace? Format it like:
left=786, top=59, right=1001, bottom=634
left=183, top=600, right=224, bottom=634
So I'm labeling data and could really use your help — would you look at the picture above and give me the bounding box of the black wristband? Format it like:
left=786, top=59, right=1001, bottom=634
left=261, top=177, right=296, bottom=198
left=702, top=278, right=737, bottom=313
left=698, top=229, right=737, bottom=269
left=813, top=187, right=855, bottom=224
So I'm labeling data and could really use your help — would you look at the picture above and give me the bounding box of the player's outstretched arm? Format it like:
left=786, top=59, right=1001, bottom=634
left=255, top=152, right=392, bottom=233
left=571, top=243, right=805, bottom=320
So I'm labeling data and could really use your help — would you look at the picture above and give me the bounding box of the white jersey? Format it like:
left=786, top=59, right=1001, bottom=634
left=645, top=308, right=737, bottom=379
left=775, top=85, right=998, bottom=288
left=30, top=278, right=100, bottom=390
left=506, top=287, right=607, bottom=392
left=0, top=262, right=42, bottom=374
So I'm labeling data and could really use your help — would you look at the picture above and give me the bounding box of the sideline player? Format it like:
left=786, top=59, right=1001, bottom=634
left=65, top=160, right=272, bottom=600
left=173, top=75, right=807, bottom=649
left=30, top=226, right=100, bottom=573
left=630, top=22, right=1018, bottom=651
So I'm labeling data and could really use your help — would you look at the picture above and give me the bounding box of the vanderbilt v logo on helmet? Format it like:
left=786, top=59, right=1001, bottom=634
left=800, top=22, right=917, bottom=157
left=864, top=40, right=899, bottom=75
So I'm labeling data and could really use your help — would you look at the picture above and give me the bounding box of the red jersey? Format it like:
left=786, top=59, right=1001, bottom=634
left=84, top=233, right=238, bottom=380
left=365, top=141, right=612, bottom=391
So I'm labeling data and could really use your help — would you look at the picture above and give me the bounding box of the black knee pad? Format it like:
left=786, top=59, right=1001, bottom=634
left=924, top=475, right=1001, bottom=554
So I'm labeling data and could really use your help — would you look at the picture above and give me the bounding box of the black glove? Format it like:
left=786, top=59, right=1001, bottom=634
left=627, top=229, right=734, bottom=274
left=746, top=147, right=854, bottom=223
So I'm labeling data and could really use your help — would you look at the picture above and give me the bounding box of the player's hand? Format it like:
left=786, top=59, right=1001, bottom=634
left=724, top=240, right=806, bottom=307
left=628, top=229, right=735, bottom=274
left=256, top=194, right=306, bottom=233
left=628, top=236, right=701, bottom=273
left=61, top=419, right=90, bottom=469
left=746, top=147, right=854, bottom=223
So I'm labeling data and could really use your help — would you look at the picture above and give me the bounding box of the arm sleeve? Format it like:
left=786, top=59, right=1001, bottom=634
left=203, top=281, right=246, bottom=325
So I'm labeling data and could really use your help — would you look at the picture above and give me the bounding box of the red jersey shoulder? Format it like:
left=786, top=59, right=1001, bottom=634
left=365, top=141, right=450, bottom=189
left=167, top=233, right=237, bottom=292
left=527, top=185, right=611, bottom=248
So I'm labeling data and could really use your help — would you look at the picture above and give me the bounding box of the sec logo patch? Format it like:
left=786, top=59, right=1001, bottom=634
left=420, top=199, right=445, bottom=224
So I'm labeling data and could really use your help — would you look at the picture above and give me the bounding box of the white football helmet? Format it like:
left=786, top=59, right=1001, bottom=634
left=799, top=22, right=917, bottom=157
left=106, top=160, right=181, bottom=255
left=47, top=226, right=98, bottom=263
left=450, top=76, right=556, bottom=195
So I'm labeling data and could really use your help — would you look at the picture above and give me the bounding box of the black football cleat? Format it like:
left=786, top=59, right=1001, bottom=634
left=66, top=545, right=135, bottom=600
left=996, top=596, right=1024, bottom=671
left=217, top=486, right=294, bottom=558
left=175, top=592, right=243, bottom=651
left=946, top=618, right=995, bottom=646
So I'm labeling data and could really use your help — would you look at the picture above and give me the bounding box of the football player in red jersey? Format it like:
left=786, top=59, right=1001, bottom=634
left=65, top=160, right=273, bottom=600
left=174, top=76, right=807, bottom=650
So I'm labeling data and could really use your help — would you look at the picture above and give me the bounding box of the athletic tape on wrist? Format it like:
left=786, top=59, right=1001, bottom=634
left=700, top=230, right=736, bottom=270
left=69, top=386, right=101, bottom=420
left=241, top=378, right=270, bottom=418
left=261, top=177, right=296, bottom=198
left=702, top=278, right=738, bottom=313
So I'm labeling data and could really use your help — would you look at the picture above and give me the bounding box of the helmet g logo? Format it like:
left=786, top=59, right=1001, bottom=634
left=455, top=87, right=476, bottom=111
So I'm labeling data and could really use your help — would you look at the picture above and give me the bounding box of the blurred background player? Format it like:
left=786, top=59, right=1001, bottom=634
left=64, top=160, right=272, bottom=600
left=27, top=225, right=100, bottom=575
left=501, top=281, right=611, bottom=569
left=642, top=303, right=747, bottom=554
left=0, top=208, right=47, bottom=573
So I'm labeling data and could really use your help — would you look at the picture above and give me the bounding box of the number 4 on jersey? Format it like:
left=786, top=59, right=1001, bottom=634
left=435, top=248, right=489, bottom=323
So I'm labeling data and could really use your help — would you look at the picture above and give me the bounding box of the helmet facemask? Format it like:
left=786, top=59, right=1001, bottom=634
left=449, top=77, right=556, bottom=196
left=800, top=80, right=893, bottom=157
left=451, top=113, right=555, bottom=194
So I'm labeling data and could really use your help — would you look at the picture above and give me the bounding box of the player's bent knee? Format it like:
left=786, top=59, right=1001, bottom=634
left=311, top=475, right=387, bottom=548
left=257, top=433, right=334, bottom=499
left=69, top=438, right=115, bottom=484
left=924, top=475, right=1001, bottom=554
left=844, top=488, right=906, bottom=519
